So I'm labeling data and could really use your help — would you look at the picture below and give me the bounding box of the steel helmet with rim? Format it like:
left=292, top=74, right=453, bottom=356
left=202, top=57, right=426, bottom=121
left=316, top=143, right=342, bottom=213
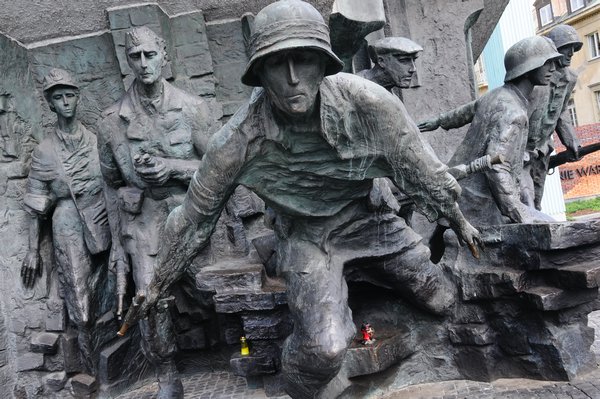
left=504, top=36, right=562, bottom=83
left=545, top=24, right=583, bottom=51
left=241, top=0, right=344, bottom=87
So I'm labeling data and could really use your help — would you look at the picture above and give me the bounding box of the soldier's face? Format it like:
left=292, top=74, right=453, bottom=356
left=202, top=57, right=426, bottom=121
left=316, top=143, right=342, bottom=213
left=557, top=44, right=576, bottom=67
left=529, top=59, right=556, bottom=86
left=127, top=39, right=164, bottom=85
left=258, top=49, right=326, bottom=117
left=48, top=87, right=78, bottom=119
left=380, top=53, right=417, bottom=88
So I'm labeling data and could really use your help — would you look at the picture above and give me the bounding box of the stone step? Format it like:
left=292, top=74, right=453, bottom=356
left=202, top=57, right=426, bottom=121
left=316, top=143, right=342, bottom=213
left=520, top=286, right=598, bottom=311
left=195, top=259, right=265, bottom=294
left=230, top=352, right=278, bottom=377
left=547, top=262, right=600, bottom=290
left=241, top=310, right=292, bottom=340
left=214, top=277, right=286, bottom=314
left=342, top=327, right=413, bottom=379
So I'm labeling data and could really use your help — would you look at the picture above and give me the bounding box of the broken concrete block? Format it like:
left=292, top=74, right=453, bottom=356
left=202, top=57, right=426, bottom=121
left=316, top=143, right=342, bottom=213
left=521, top=286, right=598, bottom=311
left=16, top=352, right=44, bottom=371
left=242, top=310, right=292, bottom=340
left=195, top=259, right=264, bottom=294
left=61, top=330, right=82, bottom=373
left=45, top=300, right=66, bottom=332
left=30, top=332, right=59, bottom=354
left=71, top=373, right=97, bottom=395
left=99, top=337, right=130, bottom=383
left=43, top=371, right=67, bottom=392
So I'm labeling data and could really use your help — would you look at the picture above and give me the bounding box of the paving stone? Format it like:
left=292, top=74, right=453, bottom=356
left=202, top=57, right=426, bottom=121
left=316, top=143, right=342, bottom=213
left=30, top=332, right=59, bottom=354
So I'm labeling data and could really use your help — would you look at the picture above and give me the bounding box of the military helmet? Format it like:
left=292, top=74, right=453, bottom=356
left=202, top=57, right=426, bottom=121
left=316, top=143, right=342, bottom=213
left=368, top=37, right=423, bottom=63
left=504, top=36, right=562, bottom=82
left=241, top=0, right=344, bottom=87
left=545, top=24, right=583, bottom=51
left=42, top=68, right=79, bottom=93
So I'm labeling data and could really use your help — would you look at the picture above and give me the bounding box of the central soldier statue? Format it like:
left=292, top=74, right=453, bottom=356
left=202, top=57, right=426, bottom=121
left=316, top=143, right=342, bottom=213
left=132, top=1, right=482, bottom=397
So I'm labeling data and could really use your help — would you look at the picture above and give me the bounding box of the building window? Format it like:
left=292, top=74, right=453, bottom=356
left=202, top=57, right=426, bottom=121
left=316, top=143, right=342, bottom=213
left=539, top=4, right=554, bottom=26
left=567, top=98, right=578, bottom=127
left=596, top=91, right=600, bottom=119
left=570, top=0, right=586, bottom=12
left=588, top=32, right=600, bottom=59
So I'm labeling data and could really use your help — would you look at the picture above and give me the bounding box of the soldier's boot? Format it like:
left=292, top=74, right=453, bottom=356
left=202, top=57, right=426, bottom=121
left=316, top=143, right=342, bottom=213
left=140, top=296, right=182, bottom=399
left=157, top=361, right=183, bottom=399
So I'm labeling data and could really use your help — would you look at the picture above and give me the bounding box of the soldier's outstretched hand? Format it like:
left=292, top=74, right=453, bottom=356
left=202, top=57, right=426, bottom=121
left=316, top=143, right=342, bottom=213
left=21, top=250, right=42, bottom=288
left=454, top=221, right=484, bottom=259
left=417, top=119, right=440, bottom=132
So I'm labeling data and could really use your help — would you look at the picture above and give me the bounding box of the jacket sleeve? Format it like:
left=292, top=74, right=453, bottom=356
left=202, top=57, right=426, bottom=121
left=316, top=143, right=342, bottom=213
left=23, top=143, right=56, bottom=215
left=437, top=100, right=477, bottom=130
left=380, top=94, right=462, bottom=222
left=485, top=119, right=528, bottom=223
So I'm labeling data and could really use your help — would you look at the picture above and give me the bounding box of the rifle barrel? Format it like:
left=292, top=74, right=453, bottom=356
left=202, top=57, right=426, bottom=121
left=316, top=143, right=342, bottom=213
left=549, top=143, right=600, bottom=169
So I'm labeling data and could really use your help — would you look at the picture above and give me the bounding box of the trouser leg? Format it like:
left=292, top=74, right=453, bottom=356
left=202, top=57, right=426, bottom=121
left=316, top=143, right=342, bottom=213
left=132, top=252, right=182, bottom=398
left=520, top=162, right=536, bottom=208
left=531, top=155, right=550, bottom=211
left=53, top=203, right=96, bottom=373
left=280, top=243, right=355, bottom=399
left=369, top=220, right=456, bottom=316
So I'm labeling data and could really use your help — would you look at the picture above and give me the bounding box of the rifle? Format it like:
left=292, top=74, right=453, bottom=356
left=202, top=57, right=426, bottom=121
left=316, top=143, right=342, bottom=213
left=117, top=294, right=145, bottom=337
left=396, top=154, right=505, bottom=208
left=548, top=142, right=600, bottom=169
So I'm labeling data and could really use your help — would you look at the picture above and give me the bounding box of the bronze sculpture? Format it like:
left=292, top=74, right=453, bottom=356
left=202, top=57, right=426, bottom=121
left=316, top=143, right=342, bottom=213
left=419, top=24, right=583, bottom=212
left=97, top=26, right=217, bottom=399
left=448, top=36, right=562, bottom=226
left=357, top=36, right=424, bottom=224
left=21, top=68, right=111, bottom=373
left=523, top=24, right=582, bottom=209
left=356, top=36, right=422, bottom=94
left=130, top=1, right=482, bottom=397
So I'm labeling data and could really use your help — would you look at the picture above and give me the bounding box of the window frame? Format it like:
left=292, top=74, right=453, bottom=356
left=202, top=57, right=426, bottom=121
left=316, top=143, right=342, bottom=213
left=538, top=3, right=554, bottom=27
left=569, top=0, right=586, bottom=13
left=587, top=32, right=600, bottom=60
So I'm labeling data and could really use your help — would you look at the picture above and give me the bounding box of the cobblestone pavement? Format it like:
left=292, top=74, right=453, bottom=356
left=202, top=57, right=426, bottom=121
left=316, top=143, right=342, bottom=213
left=112, top=313, right=600, bottom=399
left=113, top=364, right=600, bottom=399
